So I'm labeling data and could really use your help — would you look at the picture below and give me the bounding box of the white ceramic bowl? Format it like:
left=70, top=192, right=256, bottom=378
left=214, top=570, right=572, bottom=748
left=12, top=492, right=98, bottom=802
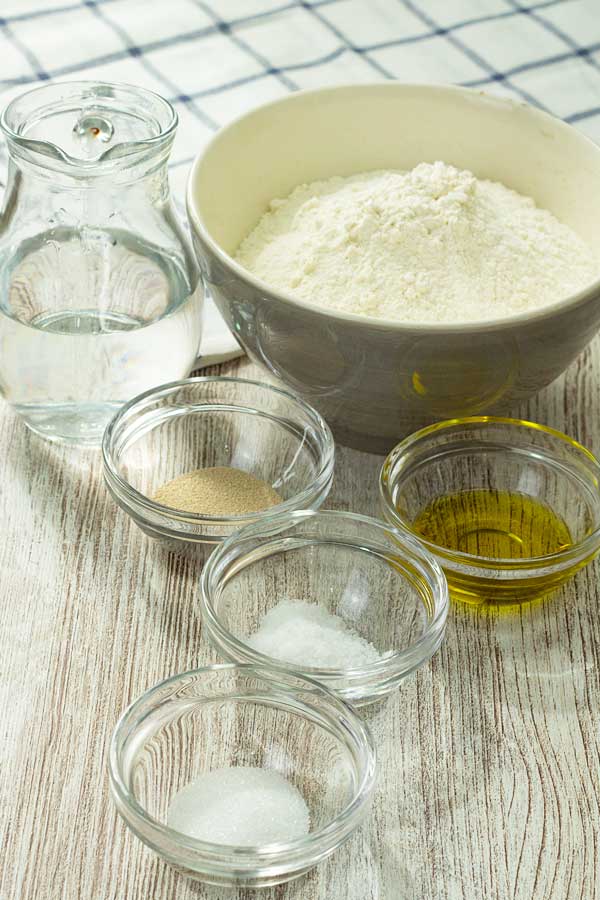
left=187, top=84, right=600, bottom=453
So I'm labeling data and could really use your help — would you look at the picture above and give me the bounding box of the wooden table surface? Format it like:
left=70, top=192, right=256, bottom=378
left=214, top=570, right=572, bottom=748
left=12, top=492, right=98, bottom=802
left=2, top=351, right=599, bottom=900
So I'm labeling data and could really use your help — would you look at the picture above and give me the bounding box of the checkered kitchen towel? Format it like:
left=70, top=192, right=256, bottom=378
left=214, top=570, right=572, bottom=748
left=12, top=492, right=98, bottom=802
left=1, top=0, right=600, bottom=200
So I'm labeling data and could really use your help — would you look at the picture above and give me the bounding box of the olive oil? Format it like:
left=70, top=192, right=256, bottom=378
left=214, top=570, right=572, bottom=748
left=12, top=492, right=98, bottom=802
left=411, top=490, right=575, bottom=605
left=413, top=490, right=572, bottom=559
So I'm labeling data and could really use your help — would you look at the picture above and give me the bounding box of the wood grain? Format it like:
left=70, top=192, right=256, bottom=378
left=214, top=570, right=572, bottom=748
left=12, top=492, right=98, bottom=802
left=1, top=349, right=599, bottom=900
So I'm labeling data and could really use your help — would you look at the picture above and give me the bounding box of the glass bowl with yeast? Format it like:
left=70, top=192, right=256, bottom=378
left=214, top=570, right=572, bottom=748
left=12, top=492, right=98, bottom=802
left=102, top=377, right=334, bottom=546
left=109, top=664, right=375, bottom=888
left=380, top=417, right=600, bottom=606
left=201, top=509, right=449, bottom=704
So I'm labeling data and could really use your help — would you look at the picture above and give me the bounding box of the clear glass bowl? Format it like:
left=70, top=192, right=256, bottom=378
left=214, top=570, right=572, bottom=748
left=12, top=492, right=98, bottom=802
left=200, top=510, right=449, bottom=704
left=108, top=664, right=376, bottom=888
left=102, top=377, right=334, bottom=545
left=380, top=417, right=600, bottom=605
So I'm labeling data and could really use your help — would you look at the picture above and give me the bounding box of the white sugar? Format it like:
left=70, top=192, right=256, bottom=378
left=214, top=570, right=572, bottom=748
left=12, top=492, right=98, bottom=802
left=167, top=766, right=310, bottom=846
left=247, top=599, right=382, bottom=669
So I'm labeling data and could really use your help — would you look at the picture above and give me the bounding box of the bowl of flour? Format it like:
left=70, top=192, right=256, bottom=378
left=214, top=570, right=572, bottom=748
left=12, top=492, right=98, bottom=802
left=187, top=84, right=600, bottom=452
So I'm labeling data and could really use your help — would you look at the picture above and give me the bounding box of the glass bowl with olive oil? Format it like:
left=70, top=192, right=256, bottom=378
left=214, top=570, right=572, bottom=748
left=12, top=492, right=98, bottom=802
left=379, top=418, right=600, bottom=606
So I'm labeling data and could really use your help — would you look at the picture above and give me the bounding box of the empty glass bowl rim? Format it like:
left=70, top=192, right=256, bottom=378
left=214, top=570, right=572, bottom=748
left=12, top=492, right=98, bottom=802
left=102, top=376, right=335, bottom=524
left=108, top=663, right=376, bottom=862
left=200, top=508, right=449, bottom=678
left=379, top=415, right=600, bottom=568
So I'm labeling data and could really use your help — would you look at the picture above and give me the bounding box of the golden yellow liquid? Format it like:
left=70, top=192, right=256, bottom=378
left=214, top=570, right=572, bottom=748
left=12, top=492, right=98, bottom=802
left=411, top=490, right=576, bottom=605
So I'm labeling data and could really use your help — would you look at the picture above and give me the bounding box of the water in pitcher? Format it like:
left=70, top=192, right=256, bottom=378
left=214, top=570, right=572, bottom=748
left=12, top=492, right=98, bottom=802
left=0, top=227, right=202, bottom=444
left=0, top=81, right=203, bottom=444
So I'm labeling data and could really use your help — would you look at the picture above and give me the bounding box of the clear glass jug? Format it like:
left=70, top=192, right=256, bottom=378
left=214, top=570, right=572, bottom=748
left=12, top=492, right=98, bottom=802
left=0, top=81, right=202, bottom=445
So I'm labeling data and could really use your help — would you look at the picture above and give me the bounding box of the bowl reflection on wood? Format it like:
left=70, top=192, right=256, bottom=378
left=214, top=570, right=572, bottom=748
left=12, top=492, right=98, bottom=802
left=187, top=84, right=600, bottom=453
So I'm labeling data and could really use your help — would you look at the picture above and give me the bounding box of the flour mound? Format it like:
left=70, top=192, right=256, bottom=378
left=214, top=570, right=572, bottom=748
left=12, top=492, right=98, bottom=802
left=235, top=162, right=598, bottom=324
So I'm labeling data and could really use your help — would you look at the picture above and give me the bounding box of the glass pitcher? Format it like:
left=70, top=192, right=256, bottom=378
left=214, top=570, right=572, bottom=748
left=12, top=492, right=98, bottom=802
left=0, top=81, right=202, bottom=445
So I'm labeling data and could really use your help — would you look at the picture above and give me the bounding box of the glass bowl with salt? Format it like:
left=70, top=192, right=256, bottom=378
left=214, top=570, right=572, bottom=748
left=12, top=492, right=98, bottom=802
left=201, top=509, right=449, bottom=704
left=109, top=664, right=375, bottom=888
left=102, top=376, right=334, bottom=546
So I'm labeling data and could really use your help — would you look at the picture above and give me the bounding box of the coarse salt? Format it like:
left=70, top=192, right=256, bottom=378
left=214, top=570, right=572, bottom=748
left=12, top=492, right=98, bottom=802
left=167, top=766, right=310, bottom=846
left=247, top=599, right=382, bottom=669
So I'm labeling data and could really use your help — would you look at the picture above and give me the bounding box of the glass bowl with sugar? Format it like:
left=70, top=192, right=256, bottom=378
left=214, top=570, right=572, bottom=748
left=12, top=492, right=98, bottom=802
left=109, top=664, right=375, bottom=888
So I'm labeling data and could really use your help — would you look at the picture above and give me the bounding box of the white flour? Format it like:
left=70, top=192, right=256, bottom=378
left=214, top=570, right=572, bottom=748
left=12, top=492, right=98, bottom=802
left=235, top=161, right=598, bottom=323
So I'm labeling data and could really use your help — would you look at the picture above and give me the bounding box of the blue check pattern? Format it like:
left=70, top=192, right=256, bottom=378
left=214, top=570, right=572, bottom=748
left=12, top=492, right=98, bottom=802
left=1, top=0, right=599, bottom=197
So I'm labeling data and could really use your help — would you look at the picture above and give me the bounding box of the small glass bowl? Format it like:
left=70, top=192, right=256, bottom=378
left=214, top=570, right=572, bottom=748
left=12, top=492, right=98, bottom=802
left=108, top=664, right=376, bottom=888
left=102, top=377, right=334, bottom=545
left=380, top=417, right=600, bottom=605
left=200, top=510, right=449, bottom=704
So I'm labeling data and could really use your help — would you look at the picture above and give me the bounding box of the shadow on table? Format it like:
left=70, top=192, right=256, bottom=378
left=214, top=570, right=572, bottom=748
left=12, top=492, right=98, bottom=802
left=4, top=420, right=213, bottom=660
left=457, top=578, right=596, bottom=714
left=129, top=535, right=219, bottom=660
left=4, top=419, right=109, bottom=558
